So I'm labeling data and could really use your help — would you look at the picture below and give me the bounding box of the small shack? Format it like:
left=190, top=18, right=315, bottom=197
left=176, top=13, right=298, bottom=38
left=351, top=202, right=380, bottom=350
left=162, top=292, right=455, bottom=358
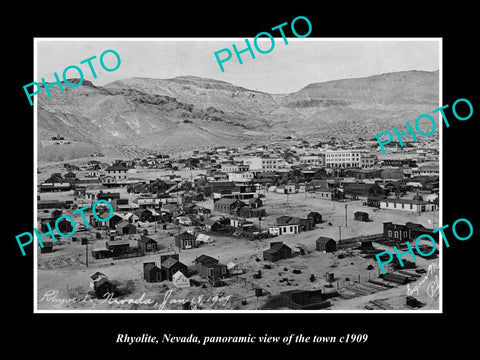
left=315, top=237, right=336, bottom=253
left=161, top=257, right=188, bottom=281
left=175, top=231, right=197, bottom=250
left=116, top=220, right=137, bottom=235
left=143, top=262, right=163, bottom=283
left=93, top=277, right=115, bottom=299
left=40, top=240, right=54, bottom=253
left=137, top=235, right=158, bottom=253
left=307, top=211, right=322, bottom=224
left=106, top=239, right=130, bottom=256
left=263, top=242, right=292, bottom=262
left=354, top=211, right=370, bottom=222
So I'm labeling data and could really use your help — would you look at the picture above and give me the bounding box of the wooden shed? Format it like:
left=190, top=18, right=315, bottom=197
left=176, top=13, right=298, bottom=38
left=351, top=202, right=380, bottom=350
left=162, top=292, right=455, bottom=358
left=161, top=257, right=188, bottom=281
left=94, top=277, right=115, bottom=298
left=143, top=262, right=163, bottom=283
left=137, top=235, right=158, bottom=253
left=315, top=237, right=337, bottom=253
left=354, top=211, right=370, bottom=222
left=174, top=231, right=197, bottom=250
left=263, top=242, right=292, bottom=262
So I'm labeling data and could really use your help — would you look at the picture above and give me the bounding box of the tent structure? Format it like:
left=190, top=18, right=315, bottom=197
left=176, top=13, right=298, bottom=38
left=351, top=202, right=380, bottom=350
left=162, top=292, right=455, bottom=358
left=227, top=261, right=242, bottom=275
left=196, top=233, right=212, bottom=244
left=172, top=271, right=190, bottom=288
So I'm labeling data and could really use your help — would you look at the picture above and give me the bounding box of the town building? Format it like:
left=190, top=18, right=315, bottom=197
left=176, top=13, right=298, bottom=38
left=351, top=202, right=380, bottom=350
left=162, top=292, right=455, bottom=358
left=263, top=242, right=292, bottom=262
left=213, top=198, right=246, bottom=214
left=324, top=150, right=362, bottom=168
left=137, top=235, right=158, bottom=253
left=143, top=262, right=163, bottom=283
left=299, top=154, right=324, bottom=166
left=315, top=237, right=337, bottom=253
left=193, top=255, right=228, bottom=280
left=174, top=231, right=197, bottom=250
left=379, top=198, right=436, bottom=212
left=161, top=257, right=188, bottom=281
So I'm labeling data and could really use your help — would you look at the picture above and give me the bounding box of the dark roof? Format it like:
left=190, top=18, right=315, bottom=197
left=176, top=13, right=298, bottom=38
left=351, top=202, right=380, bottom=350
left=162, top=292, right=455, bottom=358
left=344, top=183, right=380, bottom=189
left=106, top=165, right=128, bottom=171
left=316, top=237, right=335, bottom=244
left=203, top=218, right=221, bottom=226
left=133, top=208, right=150, bottom=216
left=381, top=198, right=429, bottom=205
left=94, top=277, right=112, bottom=288
left=116, top=220, right=135, bottom=228
left=162, top=257, right=185, bottom=269
left=106, top=239, right=130, bottom=246
left=144, top=263, right=159, bottom=272
left=90, top=272, right=106, bottom=280
left=354, top=211, right=369, bottom=216
left=270, top=242, right=291, bottom=251
left=316, top=187, right=334, bottom=193
left=194, top=254, right=218, bottom=265
left=406, top=222, right=433, bottom=233
left=215, top=198, right=240, bottom=205
left=175, top=231, right=196, bottom=240
left=138, top=236, right=157, bottom=244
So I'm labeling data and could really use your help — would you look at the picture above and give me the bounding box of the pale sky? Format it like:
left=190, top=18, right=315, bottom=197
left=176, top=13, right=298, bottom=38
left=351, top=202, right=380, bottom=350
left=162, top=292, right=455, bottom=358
left=36, top=38, right=440, bottom=94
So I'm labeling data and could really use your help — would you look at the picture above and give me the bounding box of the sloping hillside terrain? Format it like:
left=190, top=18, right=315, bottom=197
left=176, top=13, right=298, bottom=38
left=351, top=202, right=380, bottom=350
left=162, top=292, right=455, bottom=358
left=37, top=70, right=439, bottom=161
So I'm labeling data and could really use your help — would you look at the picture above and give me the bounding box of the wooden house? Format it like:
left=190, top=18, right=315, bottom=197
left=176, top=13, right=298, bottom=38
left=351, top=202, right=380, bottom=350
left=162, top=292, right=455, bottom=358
left=213, top=198, right=246, bottom=214
left=203, top=218, right=223, bottom=232
left=133, top=208, right=153, bottom=222
left=94, top=277, right=115, bottom=299
left=138, top=236, right=158, bottom=253
left=315, top=237, right=336, bottom=253
left=343, top=183, right=383, bottom=198
left=174, top=231, right=197, bottom=250
left=143, top=262, right=163, bottom=282
left=89, top=212, right=116, bottom=228
left=161, top=257, right=188, bottom=281
left=307, top=211, right=322, bottom=224
left=194, top=254, right=228, bottom=280
left=172, top=271, right=191, bottom=288
left=248, top=197, right=263, bottom=209
left=298, top=217, right=314, bottom=231
left=366, top=195, right=384, bottom=208
left=106, top=239, right=130, bottom=256
left=263, top=242, right=292, bottom=262
left=383, top=222, right=437, bottom=242
left=280, top=289, right=329, bottom=310
left=116, top=220, right=137, bottom=235
left=315, top=187, right=335, bottom=200
left=40, top=240, right=54, bottom=253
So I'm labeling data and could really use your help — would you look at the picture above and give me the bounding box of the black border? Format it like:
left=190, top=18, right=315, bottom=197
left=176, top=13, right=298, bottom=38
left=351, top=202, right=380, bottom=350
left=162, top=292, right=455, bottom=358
left=8, top=6, right=479, bottom=355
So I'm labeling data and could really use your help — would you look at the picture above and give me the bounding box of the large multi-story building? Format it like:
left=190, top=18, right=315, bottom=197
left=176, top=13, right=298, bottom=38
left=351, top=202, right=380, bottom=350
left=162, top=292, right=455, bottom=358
left=360, top=154, right=377, bottom=168
left=221, top=163, right=250, bottom=173
left=299, top=154, right=325, bottom=166
left=324, top=150, right=362, bottom=168
left=102, top=164, right=130, bottom=185
left=227, top=171, right=254, bottom=183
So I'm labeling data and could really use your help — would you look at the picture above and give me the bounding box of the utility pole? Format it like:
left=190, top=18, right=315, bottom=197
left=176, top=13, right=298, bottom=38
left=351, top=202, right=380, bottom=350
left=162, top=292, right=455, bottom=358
left=338, top=226, right=342, bottom=242
left=85, top=241, right=89, bottom=267
left=345, top=204, right=348, bottom=228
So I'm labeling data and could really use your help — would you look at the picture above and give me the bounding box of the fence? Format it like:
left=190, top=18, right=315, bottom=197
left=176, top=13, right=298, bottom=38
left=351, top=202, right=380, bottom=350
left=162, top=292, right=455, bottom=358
left=113, top=249, right=145, bottom=260
left=337, top=233, right=384, bottom=247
